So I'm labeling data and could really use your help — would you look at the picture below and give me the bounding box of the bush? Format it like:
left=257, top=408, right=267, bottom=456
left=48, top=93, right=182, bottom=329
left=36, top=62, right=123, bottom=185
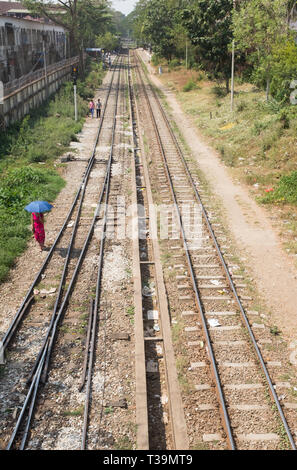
left=0, top=167, right=64, bottom=211
left=270, top=40, right=297, bottom=103
left=27, top=147, right=48, bottom=163
left=0, top=264, right=9, bottom=282
left=261, top=170, right=297, bottom=204
left=168, top=58, right=180, bottom=70
left=251, top=120, right=270, bottom=136
left=196, top=71, right=206, bottom=82
left=183, top=79, right=198, bottom=92
left=3, top=167, right=47, bottom=186
left=277, top=107, right=297, bottom=129
left=236, top=101, right=248, bottom=112
left=211, top=86, right=228, bottom=98
left=151, top=53, right=161, bottom=66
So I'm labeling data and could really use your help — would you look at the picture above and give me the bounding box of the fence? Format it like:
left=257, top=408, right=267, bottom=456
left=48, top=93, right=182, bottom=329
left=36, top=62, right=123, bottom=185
left=0, top=56, right=79, bottom=127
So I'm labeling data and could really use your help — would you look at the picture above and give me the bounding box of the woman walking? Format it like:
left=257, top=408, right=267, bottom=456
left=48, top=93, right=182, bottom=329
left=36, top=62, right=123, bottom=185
left=89, top=100, right=95, bottom=119
left=32, top=212, right=45, bottom=251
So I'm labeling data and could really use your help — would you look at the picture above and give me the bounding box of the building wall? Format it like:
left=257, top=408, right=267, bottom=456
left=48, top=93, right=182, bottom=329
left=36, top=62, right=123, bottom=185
left=0, top=56, right=79, bottom=127
left=0, top=16, right=78, bottom=128
left=0, top=16, right=67, bottom=84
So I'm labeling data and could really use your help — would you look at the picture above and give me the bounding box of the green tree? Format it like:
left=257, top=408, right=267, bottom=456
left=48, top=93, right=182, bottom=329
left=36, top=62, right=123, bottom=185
left=270, top=39, right=297, bottom=102
left=96, top=31, right=120, bottom=52
left=232, top=0, right=290, bottom=100
left=129, top=0, right=150, bottom=47
left=286, top=0, right=297, bottom=23
left=76, top=1, right=111, bottom=48
left=141, top=0, right=178, bottom=60
left=111, top=9, right=130, bottom=38
left=181, top=0, right=234, bottom=92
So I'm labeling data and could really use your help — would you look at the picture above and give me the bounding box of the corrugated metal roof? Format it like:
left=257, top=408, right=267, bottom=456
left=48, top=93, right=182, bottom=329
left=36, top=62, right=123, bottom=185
left=7, top=9, right=29, bottom=13
left=0, top=2, right=26, bottom=14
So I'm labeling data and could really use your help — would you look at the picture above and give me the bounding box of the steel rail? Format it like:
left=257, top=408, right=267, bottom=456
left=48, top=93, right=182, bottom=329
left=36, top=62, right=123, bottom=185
left=19, top=348, right=48, bottom=450
left=81, top=54, right=123, bottom=450
left=137, top=53, right=296, bottom=451
left=133, top=56, right=236, bottom=450
left=126, top=53, right=150, bottom=450
left=129, top=53, right=189, bottom=450
left=2, top=296, right=35, bottom=351
left=1, top=191, right=79, bottom=352
left=6, top=344, right=48, bottom=450
left=40, top=56, right=123, bottom=384
left=7, top=58, right=122, bottom=450
left=6, top=57, right=123, bottom=450
left=79, top=300, right=94, bottom=392
left=1, top=57, right=120, bottom=358
left=135, top=51, right=297, bottom=450
left=27, top=58, right=121, bottom=384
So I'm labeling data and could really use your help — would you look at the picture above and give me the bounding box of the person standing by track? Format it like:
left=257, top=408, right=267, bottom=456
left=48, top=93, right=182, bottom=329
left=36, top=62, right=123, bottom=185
left=31, top=212, right=45, bottom=252
left=96, top=98, right=102, bottom=119
left=89, top=100, right=95, bottom=119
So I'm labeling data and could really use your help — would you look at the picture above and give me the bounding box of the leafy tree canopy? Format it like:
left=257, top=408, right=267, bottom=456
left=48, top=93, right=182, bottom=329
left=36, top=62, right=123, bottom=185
left=232, top=0, right=292, bottom=98
left=181, top=0, right=234, bottom=88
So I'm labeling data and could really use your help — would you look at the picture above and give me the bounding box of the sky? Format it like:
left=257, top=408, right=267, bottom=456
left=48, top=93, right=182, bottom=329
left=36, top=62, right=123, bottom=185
left=111, top=0, right=137, bottom=16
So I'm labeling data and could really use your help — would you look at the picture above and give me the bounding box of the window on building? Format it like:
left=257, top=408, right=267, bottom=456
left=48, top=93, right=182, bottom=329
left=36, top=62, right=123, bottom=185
left=5, top=24, right=15, bottom=46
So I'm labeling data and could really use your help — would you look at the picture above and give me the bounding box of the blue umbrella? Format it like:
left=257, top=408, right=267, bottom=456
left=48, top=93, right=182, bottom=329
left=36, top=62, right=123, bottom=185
left=25, top=201, right=53, bottom=213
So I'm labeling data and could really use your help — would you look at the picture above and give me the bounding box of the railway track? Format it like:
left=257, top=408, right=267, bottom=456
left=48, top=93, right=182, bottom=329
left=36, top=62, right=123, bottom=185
left=127, top=54, right=188, bottom=450
left=0, top=55, right=130, bottom=450
left=131, top=50, right=297, bottom=451
left=0, top=48, right=296, bottom=452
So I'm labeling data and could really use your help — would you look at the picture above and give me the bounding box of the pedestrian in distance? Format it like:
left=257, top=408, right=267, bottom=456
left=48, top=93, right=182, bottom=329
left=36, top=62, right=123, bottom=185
left=32, top=212, right=45, bottom=252
left=96, top=98, right=102, bottom=118
left=89, top=100, right=95, bottom=118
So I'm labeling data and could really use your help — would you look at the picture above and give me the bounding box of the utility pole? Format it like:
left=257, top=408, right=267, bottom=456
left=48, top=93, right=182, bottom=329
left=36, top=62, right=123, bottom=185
left=64, top=33, right=67, bottom=60
left=74, top=83, right=78, bottom=122
left=42, top=33, right=48, bottom=98
left=230, top=0, right=236, bottom=112
left=72, top=66, right=78, bottom=121
left=186, top=38, right=188, bottom=70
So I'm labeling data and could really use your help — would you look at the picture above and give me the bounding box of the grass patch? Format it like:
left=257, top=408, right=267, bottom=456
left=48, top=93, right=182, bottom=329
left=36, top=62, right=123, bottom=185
left=115, top=435, right=134, bottom=450
left=183, top=79, right=199, bottom=93
left=157, top=66, right=297, bottom=182
left=260, top=171, right=297, bottom=205
left=0, top=166, right=65, bottom=282
left=176, top=354, right=192, bottom=394
left=126, top=305, right=135, bottom=325
left=270, top=325, right=282, bottom=336
left=0, top=61, right=106, bottom=283
left=191, top=441, right=210, bottom=450
left=62, top=406, right=84, bottom=417
left=104, top=406, right=114, bottom=415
